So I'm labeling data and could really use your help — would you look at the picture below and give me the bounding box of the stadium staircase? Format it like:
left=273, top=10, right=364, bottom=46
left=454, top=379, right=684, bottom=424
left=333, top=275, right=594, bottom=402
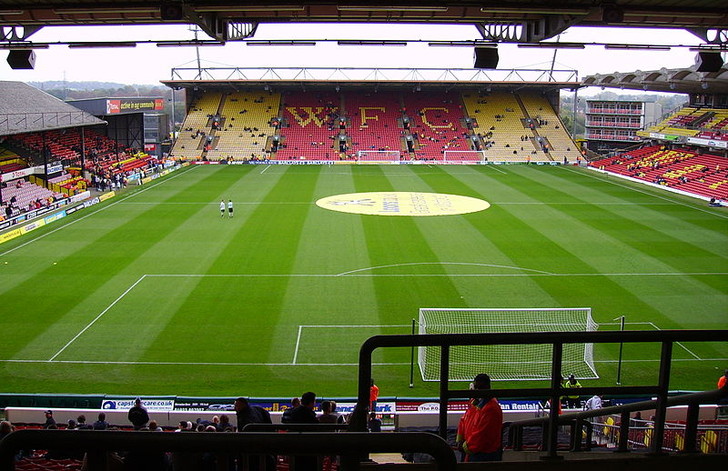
left=461, top=91, right=534, bottom=162
left=170, top=92, right=223, bottom=160
left=205, top=91, right=281, bottom=161
left=402, top=91, right=470, bottom=161
left=518, top=93, right=583, bottom=162
left=345, top=90, right=404, bottom=160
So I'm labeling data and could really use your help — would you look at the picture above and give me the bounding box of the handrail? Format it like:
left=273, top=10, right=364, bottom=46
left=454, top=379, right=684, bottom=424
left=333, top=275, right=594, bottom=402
left=353, top=329, right=728, bottom=459
left=510, top=387, right=728, bottom=453
left=0, top=430, right=457, bottom=471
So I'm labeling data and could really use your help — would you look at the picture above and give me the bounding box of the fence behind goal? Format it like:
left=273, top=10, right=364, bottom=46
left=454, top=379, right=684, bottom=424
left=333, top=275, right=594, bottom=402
left=417, top=308, right=599, bottom=381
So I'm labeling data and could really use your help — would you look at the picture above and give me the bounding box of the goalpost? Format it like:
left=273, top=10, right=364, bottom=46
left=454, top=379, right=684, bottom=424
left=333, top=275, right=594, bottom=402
left=443, top=150, right=487, bottom=163
left=356, top=150, right=401, bottom=162
left=417, top=308, right=599, bottom=381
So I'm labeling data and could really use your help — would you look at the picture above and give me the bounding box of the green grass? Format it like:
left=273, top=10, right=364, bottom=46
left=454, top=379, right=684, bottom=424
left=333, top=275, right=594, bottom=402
left=0, top=164, right=726, bottom=398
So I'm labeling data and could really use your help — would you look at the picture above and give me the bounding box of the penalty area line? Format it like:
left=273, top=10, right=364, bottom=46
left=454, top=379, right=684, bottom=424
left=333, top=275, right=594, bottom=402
left=48, top=275, right=148, bottom=362
left=647, top=321, right=702, bottom=360
left=293, top=324, right=413, bottom=364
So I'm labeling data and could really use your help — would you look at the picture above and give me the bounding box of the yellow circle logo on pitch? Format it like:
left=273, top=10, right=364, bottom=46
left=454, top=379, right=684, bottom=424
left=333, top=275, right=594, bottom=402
left=316, top=192, right=490, bottom=216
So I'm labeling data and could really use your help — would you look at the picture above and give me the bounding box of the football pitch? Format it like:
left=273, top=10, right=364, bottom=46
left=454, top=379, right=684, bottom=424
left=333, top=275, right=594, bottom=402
left=0, top=163, right=726, bottom=398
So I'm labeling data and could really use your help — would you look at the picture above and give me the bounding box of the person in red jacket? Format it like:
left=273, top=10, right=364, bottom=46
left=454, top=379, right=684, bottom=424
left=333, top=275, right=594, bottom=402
left=456, top=373, right=503, bottom=462
left=718, top=369, right=728, bottom=389
left=369, top=378, right=379, bottom=412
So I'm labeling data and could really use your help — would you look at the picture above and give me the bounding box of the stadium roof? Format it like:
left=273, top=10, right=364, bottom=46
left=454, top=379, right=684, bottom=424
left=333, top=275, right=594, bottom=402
left=583, top=65, right=728, bottom=94
left=1, top=1, right=726, bottom=43
left=0, top=81, right=105, bottom=136
left=161, top=66, right=580, bottom=90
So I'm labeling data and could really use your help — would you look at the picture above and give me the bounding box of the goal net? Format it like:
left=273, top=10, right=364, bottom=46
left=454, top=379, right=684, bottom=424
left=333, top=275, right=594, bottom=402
left=443, top=150, right=486, bottom=163
left=357, top=150, right=401, bottom=162
left=417, top=307, right=599, bottom=381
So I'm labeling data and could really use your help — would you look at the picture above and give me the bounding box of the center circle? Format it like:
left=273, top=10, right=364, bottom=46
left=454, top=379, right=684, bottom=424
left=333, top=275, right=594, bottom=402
left=315, top=192, right=491, bottom=216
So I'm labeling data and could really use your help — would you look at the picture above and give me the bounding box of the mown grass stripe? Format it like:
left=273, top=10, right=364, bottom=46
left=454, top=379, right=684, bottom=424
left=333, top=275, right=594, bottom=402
left=1, top=167, right=229, bottom=361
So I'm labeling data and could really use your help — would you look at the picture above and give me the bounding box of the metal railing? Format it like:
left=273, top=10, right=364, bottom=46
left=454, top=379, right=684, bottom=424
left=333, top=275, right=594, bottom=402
left=352, top=329, right=728, bottom=459
left=509, top=387, right=728, bottom=454
left=0, top=430, right=456, bottom=471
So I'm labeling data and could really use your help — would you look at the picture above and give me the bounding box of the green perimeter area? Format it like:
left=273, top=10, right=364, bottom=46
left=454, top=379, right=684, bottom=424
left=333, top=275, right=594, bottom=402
left=0, top=164, right=726, bottom=398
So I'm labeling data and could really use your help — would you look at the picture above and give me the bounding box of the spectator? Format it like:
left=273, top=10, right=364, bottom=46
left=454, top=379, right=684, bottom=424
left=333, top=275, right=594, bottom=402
left=281, top=397, right=300, bottom=423
left=289, top=392, right=318, bottom=424
left=234, top=397, right=272, bottom=431
left=218, top=414, right=233, bottom=432
left=718, top=369, right=728, bottom=388
left=564, top=374, right=582, bottom=409
left=0, top=420, right=14, bottom=440
left=148, top=420, right=163, bottom=432
left=288, top=392, right=319, bottom=471
left=77, top=414, right=92, bottom=430
left=368, top=412, right=382, bottom=432
left=584, top=394, right=603, bottom=411
left=92, top=412, right=109, bottom=430
left=370, top=378, right=379, bottom=412
left=456, top=373, right=503, bottom=462
left=318, top=400, right=341, bottom=424
left=234, top=397, right=274, bottom=471
left=44, top=410, right=56, bottom=429
left=127, top=397, right=150, bottom=430
left=718, top=369, right=728, bottom=410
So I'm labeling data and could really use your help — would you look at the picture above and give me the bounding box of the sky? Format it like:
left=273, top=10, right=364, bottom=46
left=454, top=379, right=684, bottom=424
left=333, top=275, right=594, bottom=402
left=0, top=22, right=717, bottom=94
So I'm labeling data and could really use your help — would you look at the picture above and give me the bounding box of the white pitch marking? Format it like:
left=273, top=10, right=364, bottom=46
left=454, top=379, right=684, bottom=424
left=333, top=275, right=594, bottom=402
left=647, top=321, right=702, bottom=360
left=292, top=324, right=412, bottom=364
left=562, top=166, right=728, bottom=219
left=292, top=325, right=304, bottom=365
left=485, top=165, right=507, bottom=175
left=299, top=324, right=411, bottom=328
left=48, top=275, right=148, bottom=362
left=336, top=262, right=553, bottom=276
left=0, top=165, right=199, bottom=258
left=260, top=165, right=273, bottom=174
left=142, top=272, right=727, bottom=278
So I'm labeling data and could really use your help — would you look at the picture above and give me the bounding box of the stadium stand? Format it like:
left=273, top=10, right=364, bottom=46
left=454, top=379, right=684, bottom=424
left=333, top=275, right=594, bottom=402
left=0, top=180, right=64, bottom=218
left=403, top=91, right=470, bottom=161
left=170, top=91, right=223, bottom=160
left=275, top=90, right=340, bottom=161
left=206, top=90, right=281, bottom=161
left=0, top=147, right=26, bottom=174
left=165, top=87, right=582, bottom=164
left=638, top=106, right=728, bottom=140
left=519, top=93, right=584, bottom=162
left=589, top=145, right=728, bottom=200
left=345, top=90, right=404, bottom=160
left=461, top=91, right=537, bottom=162
left=7, top=127, right=129, bottom=172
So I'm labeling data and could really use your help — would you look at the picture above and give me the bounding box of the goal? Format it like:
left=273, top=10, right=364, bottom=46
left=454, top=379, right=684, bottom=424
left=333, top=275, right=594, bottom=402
left=356, top=150, right=401, bottom=162
left=417, top=308, right=599, bottom=381
left=443, top=150, right=486, bottom=163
